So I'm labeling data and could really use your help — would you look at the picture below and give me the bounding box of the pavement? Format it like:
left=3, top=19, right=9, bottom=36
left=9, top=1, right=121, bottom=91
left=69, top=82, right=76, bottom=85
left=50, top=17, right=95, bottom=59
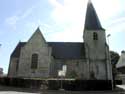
left=0, top=85, right=125, bottom=94
left=0, top=85, right=40, bottom=94
left=117, top=85, right=125, bottom=90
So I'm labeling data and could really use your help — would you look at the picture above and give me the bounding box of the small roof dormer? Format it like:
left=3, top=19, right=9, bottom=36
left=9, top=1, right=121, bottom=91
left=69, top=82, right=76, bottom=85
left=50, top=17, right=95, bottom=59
left=84, top=0, right=104, bottom=30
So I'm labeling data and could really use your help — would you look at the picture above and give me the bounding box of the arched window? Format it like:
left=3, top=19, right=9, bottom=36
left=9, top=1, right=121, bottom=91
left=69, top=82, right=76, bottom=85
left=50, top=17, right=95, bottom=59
left=93, top=32, right=98, bottom=40
left=31, top=53, right=38, bottom=69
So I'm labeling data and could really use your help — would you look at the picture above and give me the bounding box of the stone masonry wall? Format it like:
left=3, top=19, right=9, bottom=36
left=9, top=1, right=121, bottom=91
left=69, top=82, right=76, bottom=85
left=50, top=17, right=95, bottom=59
left=18, top=31, right=52, bottom=78
left=8, top=58, right=18, bottom=77
left=50, top=59, right=89, bottom=79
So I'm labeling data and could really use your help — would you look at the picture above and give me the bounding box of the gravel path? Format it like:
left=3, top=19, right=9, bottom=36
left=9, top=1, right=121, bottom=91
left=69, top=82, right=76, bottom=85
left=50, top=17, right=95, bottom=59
left=0, top=85, right=40, bottom=94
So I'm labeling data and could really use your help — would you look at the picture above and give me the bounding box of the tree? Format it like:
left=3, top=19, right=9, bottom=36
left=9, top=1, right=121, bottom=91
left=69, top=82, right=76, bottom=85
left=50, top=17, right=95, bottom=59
left=110, top=51, right=120, bottom=87
left=110, top=51, right=120, bottom=65
left=68, top=70, right=78, bottom=78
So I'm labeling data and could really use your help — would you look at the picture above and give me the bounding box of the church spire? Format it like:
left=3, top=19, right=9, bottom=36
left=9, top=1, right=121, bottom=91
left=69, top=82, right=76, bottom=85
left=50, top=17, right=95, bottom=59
left=84, top=0, right=104, bottom=30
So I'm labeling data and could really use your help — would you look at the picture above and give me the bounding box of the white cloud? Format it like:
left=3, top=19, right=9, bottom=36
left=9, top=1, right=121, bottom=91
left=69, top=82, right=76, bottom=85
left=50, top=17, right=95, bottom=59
left=21, top=6, right=36, bottom=19
left=48, top=0, right=88, bottom=41
left=49, top=0, right=63, bottom=8
left=92, top=0, right=122, bottom=21
left=49, top=0, right=122, bottom=25
left=5, top=5, right=36, bottom=30
left=5, top=16, right=19, bottom=25
left=48, top=0, right=124, bottom=43
left=50, top=0, right=87, bottom=23
left=26, top=20, right=51, bottom=32
left=47, top=21, right=83, bottom=42
left=103, top=16, right=125, bottom=37
left=5, top=16, right=19, bottom=30
left=106, top=17, right=125, bottom=28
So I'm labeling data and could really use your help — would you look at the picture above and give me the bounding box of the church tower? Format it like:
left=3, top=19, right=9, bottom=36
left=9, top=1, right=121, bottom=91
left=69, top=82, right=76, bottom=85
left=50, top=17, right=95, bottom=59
left=83, top=0, right=112, bottom=81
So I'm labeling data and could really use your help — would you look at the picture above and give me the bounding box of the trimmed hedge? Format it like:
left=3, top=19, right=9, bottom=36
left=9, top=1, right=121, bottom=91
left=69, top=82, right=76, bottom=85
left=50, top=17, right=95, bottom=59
left=0, top=77, right=43, bottom=88
left=48, top=80, right=113, bottom=91
left=0, top=77, right=121, bottom=90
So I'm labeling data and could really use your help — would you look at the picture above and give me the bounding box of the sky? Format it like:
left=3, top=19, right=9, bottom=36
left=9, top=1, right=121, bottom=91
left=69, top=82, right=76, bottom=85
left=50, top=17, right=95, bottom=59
left=0, top=0, right=125, bottom=74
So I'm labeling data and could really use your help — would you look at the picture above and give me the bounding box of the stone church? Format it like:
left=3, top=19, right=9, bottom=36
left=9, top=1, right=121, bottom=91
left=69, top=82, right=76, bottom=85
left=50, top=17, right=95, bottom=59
left=8, top=1, right=112, bottom=82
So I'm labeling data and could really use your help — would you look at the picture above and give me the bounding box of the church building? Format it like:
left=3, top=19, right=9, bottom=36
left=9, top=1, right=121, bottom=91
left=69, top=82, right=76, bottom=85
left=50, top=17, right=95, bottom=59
left=8, top=1, right=113, bottom=83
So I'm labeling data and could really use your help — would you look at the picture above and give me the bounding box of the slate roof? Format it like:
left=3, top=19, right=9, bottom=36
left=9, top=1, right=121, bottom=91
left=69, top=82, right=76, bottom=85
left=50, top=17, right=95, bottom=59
left=11, top=42, right=86, bottom=59
left=84, top=1, right=104, bottom=30
left=48, top=42, right=85, bottom=59
left=11, top=42, right=26, bottom=58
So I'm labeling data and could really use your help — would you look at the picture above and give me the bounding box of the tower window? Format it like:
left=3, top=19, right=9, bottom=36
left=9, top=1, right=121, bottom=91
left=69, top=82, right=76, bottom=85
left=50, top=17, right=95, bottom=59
left=31, top=53, right=38, bottom=69
left=93, top=32, right=98, bottom=40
